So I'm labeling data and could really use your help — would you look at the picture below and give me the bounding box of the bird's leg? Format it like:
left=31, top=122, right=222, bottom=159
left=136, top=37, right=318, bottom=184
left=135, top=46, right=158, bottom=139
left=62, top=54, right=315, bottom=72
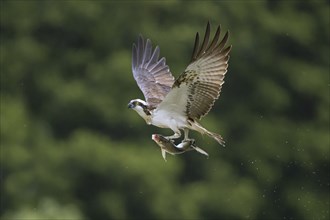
left=165, top=130, right=181, bottom=141
left=183, top=128, right=194, bottom=143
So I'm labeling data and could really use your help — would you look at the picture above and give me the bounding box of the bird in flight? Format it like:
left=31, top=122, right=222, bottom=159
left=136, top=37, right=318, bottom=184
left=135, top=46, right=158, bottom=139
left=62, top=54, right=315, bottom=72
left=128, top=22, right=231, bottom=146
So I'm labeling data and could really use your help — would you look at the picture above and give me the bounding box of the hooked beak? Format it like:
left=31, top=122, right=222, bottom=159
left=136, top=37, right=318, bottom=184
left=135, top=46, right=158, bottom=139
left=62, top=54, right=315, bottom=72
left=127, top=102, right=134, bottom=109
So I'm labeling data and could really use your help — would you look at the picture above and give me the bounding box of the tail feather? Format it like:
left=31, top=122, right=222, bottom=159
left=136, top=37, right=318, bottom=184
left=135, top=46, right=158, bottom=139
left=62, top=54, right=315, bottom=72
left=190, top=121, right=225, bottom=146
left=207, top=131, right=225, bottom=146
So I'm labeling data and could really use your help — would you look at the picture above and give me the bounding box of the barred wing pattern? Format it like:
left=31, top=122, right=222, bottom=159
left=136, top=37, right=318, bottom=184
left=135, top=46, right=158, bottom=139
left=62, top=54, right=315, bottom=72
left=132, top=35, right=175, bottom=108
left=171, top=22, right=232, bottom=120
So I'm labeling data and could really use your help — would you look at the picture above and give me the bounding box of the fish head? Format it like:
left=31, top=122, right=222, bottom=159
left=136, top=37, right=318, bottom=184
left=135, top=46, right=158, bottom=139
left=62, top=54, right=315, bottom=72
left=152, top=134, right=180, bottom=154
left=152, top=134, right=168, bottom=149
left=152, top=134, right=162, bottom=145
left=152, top=134, right=172, bottom=161
left=152, top=134, right=171, bottom=146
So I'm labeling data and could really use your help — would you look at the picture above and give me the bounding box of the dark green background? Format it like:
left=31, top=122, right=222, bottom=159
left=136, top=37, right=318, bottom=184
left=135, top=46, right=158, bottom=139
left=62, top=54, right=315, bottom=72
left=1, top=1, right=329, bottom=219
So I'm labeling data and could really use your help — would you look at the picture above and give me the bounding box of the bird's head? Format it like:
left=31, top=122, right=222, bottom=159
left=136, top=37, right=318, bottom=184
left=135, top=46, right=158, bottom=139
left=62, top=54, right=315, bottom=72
left=127, top=99, right=151, bottom=123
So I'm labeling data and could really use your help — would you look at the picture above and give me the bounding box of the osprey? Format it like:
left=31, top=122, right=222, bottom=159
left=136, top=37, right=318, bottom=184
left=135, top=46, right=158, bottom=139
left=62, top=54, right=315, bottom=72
left=128, top=22, right=231, bottom=145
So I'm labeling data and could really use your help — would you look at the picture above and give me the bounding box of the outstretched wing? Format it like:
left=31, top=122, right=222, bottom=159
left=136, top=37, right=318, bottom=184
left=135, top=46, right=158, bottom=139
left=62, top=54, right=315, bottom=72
left=132, top=35, right=175, bottom=108
left=158, top=22, right=231, bottom=120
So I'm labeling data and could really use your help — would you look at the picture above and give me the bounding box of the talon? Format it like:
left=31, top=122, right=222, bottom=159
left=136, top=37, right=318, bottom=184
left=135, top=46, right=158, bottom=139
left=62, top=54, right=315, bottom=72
left=168, top=138, right=175, bottom=144
left=165, top=131, right=181, bottom=140
left=183, top=138, right=195, bottom=144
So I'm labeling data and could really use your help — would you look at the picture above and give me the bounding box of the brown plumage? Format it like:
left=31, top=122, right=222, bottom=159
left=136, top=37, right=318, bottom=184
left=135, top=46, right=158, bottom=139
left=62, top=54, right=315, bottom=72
left=174, top=22, right=232, bottom=119
left=132, top=36, right=175, bottom=108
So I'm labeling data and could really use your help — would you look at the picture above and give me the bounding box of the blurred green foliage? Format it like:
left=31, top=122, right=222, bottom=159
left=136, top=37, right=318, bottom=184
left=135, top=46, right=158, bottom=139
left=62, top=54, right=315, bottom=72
left=1, top=0, right=329, bottom=220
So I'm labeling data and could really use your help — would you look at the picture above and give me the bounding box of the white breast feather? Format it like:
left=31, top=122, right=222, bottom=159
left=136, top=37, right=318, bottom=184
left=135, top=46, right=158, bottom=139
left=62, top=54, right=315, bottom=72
left=151, top=84, right=190, bottom=129
left=157, top=84, right=189, bottom=115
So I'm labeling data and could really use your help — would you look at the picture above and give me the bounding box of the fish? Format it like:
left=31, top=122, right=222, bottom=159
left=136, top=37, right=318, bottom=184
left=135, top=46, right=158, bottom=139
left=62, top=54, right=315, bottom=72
left=151, top=134, right=209, bottom=161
